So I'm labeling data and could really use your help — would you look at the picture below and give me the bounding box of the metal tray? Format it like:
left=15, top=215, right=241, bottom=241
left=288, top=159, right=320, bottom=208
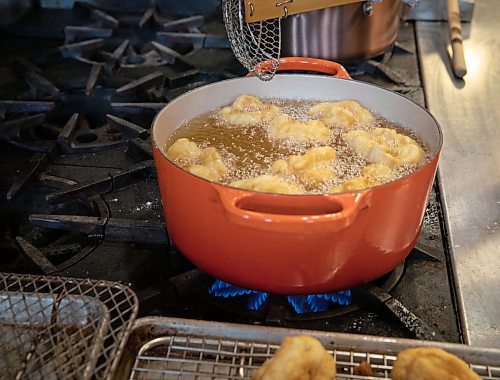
left=117, top=317, right=500, bottom=379
left=0, top=272, right=139, bottom=380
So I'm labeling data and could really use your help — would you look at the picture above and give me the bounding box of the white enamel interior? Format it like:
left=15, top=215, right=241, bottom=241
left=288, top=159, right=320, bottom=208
left=153, top=75, right=442, bottom=156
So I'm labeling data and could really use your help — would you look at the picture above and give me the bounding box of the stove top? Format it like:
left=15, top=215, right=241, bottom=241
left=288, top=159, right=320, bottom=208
left=0, top=3, right=461, bottom=344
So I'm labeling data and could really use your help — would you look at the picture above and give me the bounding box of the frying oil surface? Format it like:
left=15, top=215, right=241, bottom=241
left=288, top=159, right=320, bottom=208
left=164, top=98, right=429, bottom=194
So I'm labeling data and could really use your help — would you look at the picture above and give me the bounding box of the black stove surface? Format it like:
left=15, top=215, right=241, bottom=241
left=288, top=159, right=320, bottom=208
left=0, top=4, right=461, bottom=344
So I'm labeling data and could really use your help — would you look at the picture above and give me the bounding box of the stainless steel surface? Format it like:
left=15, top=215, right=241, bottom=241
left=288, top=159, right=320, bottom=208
left=281, top=0, right=402, bottom=62
left=404, top=0, right=474, bottom=22
left=0, top=272, right=139, bottom=379
left=118, top=317, right=500, bottom=379
left=416, top=0, right=500, bottom=348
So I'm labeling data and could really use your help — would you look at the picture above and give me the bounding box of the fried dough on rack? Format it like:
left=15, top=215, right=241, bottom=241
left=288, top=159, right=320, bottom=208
left=230, top=174, right=302, bottom=194
left=218, top=95, right=281, bottom=126
left=271, top=146, right=336, bottom=187
left=308, top=100, right=374, bottom=129
left=268, top=114, right=330, bottom=144
left=392, top=347, right=481, bottom=380
left=252, top=336, right=336, bottom=380
left=343, top=127, right=426, bottom=168
left=167, top=139, right=227, bottom=181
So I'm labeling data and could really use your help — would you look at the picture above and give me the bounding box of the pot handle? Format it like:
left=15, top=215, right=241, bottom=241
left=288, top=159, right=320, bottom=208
left=248, top=57, right=352, bottom=79
left=215, top=187, right=372, bottom=234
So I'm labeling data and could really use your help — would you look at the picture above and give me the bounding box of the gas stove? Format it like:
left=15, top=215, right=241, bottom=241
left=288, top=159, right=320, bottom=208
left=0, top=2, right=462, bottom=345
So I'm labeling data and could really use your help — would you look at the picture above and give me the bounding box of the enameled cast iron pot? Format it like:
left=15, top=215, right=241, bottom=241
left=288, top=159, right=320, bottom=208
left=152, top=58, right=443, bottom=295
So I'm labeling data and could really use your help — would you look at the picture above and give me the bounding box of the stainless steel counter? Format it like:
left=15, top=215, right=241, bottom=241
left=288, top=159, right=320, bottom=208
left=416, top=0, right=500, bottom=348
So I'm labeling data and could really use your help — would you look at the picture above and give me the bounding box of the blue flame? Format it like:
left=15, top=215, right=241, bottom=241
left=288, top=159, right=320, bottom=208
left=247, top=292, right=269, bottom=311
left=210, top=280, right=352, bottom=313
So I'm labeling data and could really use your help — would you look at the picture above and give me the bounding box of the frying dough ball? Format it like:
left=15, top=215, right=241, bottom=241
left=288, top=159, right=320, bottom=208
left=252, top=336, right=336, bottom=380
left=272, top=147, right=336, bottom=187
left=199, top=147, right=227, bottom=177
left=361, top=163, right=393, bottom=181
left=269, top=114, right=330, bottom=144
left=308, top=100, right=374, bottom=128
left=343, top=128, right=425, bottom=168
left=330, top=176, right=380, bottom=193
left=392, top=348, right=481, bottom=380
left=230, top=174, right=302, bottom=194
left=167, top=138, right=228, bottom=181
left=186, top=164, right=219, bottom=181
left=187, top=147, right=228, bottom=181
left=166, top=137, right=202, bottom=162
left=218, top=95, right=281, bottom=126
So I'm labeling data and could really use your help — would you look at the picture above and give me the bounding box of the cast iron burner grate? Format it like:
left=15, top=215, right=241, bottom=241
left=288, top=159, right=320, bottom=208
left=209, top=279, right=351, bottom=313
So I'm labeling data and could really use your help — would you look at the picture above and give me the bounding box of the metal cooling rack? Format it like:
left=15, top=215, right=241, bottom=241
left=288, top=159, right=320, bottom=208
left=122, top=317, right=500, bottom=380
left=0, top=272, right=139, bottom=380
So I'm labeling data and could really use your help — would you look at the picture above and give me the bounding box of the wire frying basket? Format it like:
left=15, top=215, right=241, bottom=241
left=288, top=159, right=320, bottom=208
left=222, top=0, right=281, bottom=81
left=0, top=272, right=138, bottom=380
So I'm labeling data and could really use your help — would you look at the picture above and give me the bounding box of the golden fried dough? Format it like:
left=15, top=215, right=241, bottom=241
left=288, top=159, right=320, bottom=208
left=230, top=174, right=302, bottom=194
left=343, top=127, right=425, bottom=168
left=218, top=95, right=281, bottom=126
left=269, top=114, right=330, bottom=144
left=330, top=176, right=380, bottom=193
left=186, top=147, right=228, bottom=181
left=308, top=100, right=374, bottom=128
left=361, top=163, right=393, bottom=181
left=186, top=164, right=220, bottom=181
left=392, top=347, right=481, bottom=380
left=252, top=336, right=336, bottom=380
left=199, top=147, right=227, bottom=177
left=167, top=138, right=228, bottom=181
left=166, top=137, right=202, bottom=162
left=271, top=147, right=336, bottom=187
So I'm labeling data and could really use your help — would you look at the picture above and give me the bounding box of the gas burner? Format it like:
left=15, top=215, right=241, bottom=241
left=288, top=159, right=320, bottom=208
left=191, top=262, right=404, bottom=323
left=0, top=4, right=243, bottom=202
left=56, top=112, right=148, bottom=154
left=168, top=260, right=442, bottom=341
left=51, top=5, right=232, bottom=76
left=208, top=279, right=352, bottom=313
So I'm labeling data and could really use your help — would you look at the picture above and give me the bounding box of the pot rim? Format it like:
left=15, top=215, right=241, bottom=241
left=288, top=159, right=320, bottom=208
left=151, top=74, right=443, bottom=196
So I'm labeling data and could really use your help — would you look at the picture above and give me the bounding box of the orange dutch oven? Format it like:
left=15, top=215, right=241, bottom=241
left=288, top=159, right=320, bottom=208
left=151, top=58, right=443, bottom=295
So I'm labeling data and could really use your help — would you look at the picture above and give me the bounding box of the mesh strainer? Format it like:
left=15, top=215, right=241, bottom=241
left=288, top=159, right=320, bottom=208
left=222, top=0, right=281, bottom=81
left=222, top=0, right=421, bottom=81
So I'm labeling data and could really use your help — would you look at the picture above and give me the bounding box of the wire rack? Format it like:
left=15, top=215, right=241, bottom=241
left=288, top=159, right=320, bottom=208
left=0, top=272, right=139, bottom=380
left=126, top=317, right=500, bottom=380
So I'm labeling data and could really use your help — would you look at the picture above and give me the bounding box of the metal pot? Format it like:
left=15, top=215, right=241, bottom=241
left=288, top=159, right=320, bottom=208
left=151, top=58, right=442, bottom=295
left=281, top=0, right=403, bottom=62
